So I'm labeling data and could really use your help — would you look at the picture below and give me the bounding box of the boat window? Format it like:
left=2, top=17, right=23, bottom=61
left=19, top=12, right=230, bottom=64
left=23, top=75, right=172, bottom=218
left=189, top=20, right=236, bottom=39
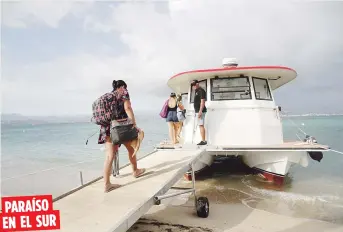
left=210, top=77, right=251, bottom=101
left=190, top=80, right=207, bottom=103
left=252, top=77, right=272, bottom=100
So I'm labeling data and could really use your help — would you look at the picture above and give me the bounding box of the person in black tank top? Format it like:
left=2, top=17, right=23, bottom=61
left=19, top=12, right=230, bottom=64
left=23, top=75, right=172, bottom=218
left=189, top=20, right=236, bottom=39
left=168, top=104, right=177, bottom=112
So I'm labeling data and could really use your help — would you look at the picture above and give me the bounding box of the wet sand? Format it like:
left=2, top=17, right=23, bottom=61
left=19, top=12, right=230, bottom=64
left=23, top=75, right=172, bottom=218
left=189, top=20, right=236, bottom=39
left=128, top=185, right=343, bottom=232
left=128, top=157, right=343, bottom=232
left=129, top=204, right=343, bottom=232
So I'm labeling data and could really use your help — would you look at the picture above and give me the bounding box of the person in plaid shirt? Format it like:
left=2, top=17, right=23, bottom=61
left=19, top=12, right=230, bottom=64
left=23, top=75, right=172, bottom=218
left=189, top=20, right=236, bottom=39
left=99, top=80, right=145, bottom=193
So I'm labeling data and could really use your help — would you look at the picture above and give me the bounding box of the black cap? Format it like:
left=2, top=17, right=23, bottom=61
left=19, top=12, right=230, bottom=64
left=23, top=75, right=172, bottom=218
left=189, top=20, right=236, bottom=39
left=191, top=80, right=199, bottom=86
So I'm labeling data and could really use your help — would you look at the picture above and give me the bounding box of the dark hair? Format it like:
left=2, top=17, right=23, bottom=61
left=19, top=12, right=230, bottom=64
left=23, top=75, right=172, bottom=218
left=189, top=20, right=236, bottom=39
left=191, top=79, right=199, bottom=86
left=170, top=92, right=176, bottom=97
left=112, top=80, right=127, bottom=89
left=176, top=94, right=182, bottom=102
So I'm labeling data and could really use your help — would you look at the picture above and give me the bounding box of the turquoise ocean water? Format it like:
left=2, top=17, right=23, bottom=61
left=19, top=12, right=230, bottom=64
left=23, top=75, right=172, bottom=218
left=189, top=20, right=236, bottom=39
left=1, top=114, right=343, bottom=223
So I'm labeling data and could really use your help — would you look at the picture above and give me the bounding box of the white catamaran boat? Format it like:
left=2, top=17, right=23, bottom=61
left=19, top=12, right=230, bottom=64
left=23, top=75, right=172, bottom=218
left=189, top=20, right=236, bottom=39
left=157, top=58, right=330, bottom=184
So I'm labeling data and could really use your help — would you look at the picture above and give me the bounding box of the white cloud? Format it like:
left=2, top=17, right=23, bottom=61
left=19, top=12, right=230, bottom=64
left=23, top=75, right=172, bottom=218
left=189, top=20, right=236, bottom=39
left=2, top=52, right=173, bottom=115
left=2, top=0, right=343, bottom=115
left=84, top=0, right=343, bottom=73
left=82, top=0, right=343, bottom=108
left=2, top=0, right=94, bottom=28
left=2, top=54, right=114, bottom=115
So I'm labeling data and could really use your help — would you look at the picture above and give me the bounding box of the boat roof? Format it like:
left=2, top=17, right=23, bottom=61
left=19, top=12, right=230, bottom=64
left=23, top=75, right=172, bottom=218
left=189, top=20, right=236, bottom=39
left=167, top=66, right=297, bottom=94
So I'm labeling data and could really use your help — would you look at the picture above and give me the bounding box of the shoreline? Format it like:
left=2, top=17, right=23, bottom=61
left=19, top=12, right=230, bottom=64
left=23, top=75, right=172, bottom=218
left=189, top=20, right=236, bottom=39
left=128, top=182, right=343, bottom=232
left=128, top=196, right=343, bottom=232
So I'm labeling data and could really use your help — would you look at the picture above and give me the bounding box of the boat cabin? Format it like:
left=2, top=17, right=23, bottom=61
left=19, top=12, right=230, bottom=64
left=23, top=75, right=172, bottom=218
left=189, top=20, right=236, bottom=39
left=167, top=59, right=297, bottom=147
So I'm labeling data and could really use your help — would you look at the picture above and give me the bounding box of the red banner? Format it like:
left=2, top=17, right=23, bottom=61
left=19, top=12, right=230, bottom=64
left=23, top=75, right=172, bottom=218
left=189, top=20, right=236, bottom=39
left=0, top=195, right=60, bottom=231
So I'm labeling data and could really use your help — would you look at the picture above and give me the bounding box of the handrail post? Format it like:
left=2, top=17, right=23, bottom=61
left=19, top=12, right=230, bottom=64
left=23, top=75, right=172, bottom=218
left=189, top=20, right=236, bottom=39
left=113, top=149, right=120, bottom=177
left=79, top=171, right=84, bottom=186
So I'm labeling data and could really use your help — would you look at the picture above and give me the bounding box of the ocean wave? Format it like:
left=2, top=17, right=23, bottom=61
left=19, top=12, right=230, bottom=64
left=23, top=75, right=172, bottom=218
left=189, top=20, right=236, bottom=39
left=241, top=178, right=343, bottom=207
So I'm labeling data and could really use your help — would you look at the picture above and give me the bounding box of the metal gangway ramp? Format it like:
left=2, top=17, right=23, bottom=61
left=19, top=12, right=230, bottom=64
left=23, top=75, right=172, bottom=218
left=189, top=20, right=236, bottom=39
left=53, top=148, right=208, bottom=232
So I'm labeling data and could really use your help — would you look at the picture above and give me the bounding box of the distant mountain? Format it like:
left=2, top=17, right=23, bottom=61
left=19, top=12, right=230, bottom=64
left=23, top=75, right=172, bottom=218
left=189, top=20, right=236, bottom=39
left=1, top=113, right=27, bottom=121
left=0, top=111, right=156, bottom=125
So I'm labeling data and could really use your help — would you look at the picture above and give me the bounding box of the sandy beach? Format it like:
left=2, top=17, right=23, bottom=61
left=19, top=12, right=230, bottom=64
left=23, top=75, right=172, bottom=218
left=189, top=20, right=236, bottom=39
left=128, top=180, right=343, bottom=232
left=128, top=195, right=343, bottom=232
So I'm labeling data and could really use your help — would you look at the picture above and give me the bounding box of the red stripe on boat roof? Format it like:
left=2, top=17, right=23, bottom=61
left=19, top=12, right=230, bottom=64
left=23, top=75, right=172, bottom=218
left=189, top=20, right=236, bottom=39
left=169, top=66, right=296, bottom=80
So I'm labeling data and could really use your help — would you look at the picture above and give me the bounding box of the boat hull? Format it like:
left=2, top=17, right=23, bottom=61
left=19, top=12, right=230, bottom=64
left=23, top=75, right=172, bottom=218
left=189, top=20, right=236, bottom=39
left=241, top=150, right=309, bottom=184
left=253, top=167, right=288, bottom=185
left=184, top=152, right=214, bottom=180
left=241, top=150, right=309, bottom=172
left=185, top=150, right=310, bottom=184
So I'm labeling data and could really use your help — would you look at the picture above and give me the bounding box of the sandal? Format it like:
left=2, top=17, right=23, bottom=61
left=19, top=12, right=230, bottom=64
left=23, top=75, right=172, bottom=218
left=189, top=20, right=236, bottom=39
left=161, top=140, right=173, bottom=145
left=133, top=168, right=146, bottom=178
left=104, top=184, right=121, bottom=193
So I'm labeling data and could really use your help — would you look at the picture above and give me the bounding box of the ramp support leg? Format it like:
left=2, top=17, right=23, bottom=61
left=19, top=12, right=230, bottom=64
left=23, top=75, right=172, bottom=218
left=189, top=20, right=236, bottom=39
left=113, top=150, right=120, bottom=177
left=191, top=162, right=197, bottom=209
left=153, top=162, right=198, bottom=205
left=153, top=157, right=209, bottom=218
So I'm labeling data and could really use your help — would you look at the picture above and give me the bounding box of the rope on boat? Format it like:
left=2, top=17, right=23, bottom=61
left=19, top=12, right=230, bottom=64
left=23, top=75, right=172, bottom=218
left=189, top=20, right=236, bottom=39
left=329, top=149, right=343, bottom=155
left=281, top=110, right=343, bottom=156
left=289, top=119, right=307, bottom=136
left=281, top=111, right=308, bottom=136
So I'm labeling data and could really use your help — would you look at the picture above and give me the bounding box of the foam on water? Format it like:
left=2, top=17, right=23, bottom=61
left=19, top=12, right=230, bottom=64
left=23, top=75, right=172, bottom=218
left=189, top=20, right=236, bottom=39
left=242, top=178, right=343, bottom=206
left=240, top=177, right=343, bottom=223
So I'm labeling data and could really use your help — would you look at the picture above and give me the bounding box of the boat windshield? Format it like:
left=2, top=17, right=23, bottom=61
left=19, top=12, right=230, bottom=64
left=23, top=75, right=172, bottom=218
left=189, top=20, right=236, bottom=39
left=252, top=77, right=272, bottom=101
left=210, top=77, right=251, bottom=101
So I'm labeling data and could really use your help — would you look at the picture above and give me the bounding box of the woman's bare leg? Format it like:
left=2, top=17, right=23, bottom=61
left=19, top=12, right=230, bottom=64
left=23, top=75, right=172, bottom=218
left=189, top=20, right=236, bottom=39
left=168, top=122, right=175, bottom=144
left=175, top=122, right=182, bottom=142
left=173, top=122, right=179, bottom=144
left=123, top=142, right=145, bottom=178
left=103, top=136, right=121, bottom=192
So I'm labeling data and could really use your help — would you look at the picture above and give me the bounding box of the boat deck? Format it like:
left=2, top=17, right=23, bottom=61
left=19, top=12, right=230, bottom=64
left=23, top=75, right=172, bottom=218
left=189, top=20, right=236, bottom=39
left=156, top=141, right=330, bottom=151
left=53, top=148, right=206, bottom=232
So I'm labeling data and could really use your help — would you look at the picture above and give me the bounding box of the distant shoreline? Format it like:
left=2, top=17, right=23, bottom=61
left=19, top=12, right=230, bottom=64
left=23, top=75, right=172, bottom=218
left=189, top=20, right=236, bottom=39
left=1, top=113, right=343, bottom=125
left=282, top=114, right=343, bottom=117
left=0, top=112, right=159, bottom=125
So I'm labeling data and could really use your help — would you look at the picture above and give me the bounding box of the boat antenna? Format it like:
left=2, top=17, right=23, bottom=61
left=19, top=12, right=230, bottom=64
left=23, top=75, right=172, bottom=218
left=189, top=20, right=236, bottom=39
left=222, top=58, right=238, bottom=68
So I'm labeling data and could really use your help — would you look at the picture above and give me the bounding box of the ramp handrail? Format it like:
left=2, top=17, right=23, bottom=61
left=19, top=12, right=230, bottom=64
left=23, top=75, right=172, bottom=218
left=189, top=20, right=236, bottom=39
left=53, top=149, right=157, bottom=202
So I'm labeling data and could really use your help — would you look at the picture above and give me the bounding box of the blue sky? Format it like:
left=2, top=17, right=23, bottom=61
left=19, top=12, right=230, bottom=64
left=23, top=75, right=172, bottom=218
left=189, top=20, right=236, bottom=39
left=1, top=0, right=343, bottom=116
